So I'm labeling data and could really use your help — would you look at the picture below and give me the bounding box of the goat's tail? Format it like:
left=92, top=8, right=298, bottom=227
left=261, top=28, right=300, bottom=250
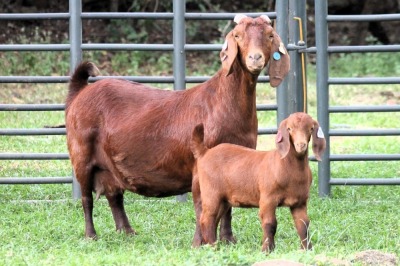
left=190, top=124, right=208, bottom=159
left=66, top=61, right=100, bottom=107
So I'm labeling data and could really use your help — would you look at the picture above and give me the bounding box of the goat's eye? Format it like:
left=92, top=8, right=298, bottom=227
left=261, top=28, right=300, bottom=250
left=234, top=34, right=240, bottom=39
left=269, top=34, right=274, bottom=40
left=287, top=127, right=291, bottom=132
left=311, top=127, right=314, bottom=132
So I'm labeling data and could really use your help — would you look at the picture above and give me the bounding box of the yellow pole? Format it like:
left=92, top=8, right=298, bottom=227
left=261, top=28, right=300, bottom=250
left=293, top=17, right=307, bottom=113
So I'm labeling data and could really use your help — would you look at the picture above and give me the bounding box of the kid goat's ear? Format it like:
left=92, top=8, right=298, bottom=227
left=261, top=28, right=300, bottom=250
left=275, top=119, right=290, bottom=159
left=312, top=120, right=327, bottom=161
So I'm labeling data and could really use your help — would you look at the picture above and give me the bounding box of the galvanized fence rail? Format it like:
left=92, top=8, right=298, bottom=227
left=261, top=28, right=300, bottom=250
left=1, top=0, right=297, bottom=199
left=314, top=0, right=400, bottom=196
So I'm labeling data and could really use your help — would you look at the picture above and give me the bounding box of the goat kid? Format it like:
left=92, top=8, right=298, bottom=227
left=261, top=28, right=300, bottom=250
left=65, top=14, right=290, bottom=240
left=190, top=112, right=326, bottom=253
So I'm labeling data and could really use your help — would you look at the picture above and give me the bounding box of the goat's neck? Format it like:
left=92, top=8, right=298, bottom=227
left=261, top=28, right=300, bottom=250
left=281, top=148, right=310, bottom=171
left=217, top=60, right=258, bottom=110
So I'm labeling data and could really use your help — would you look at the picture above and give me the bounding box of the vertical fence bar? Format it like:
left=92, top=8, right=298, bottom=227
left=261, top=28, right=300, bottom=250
left=69, top=0, right=82, bottom=199
left=173, top=0, right=186, bottom=91
left=173, top=0, right=187, bottom=202
left=290, top=0, right=307, bottom=113
left=315, top=0, right=331, bottom=197
left=287, top=0, right=301, bottom=114
left=275, top=0, right=289, bottom=123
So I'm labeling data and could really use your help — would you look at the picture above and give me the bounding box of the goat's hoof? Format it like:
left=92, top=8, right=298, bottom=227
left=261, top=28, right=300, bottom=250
left=125, top=228, right=137, bottom=235
left=192, top=237, right=203, bottom=248
left=127, top=231, right=137, bottom=236
left=85, top=233, right=98, bottom=240
left=261, top=245, right=275, bottom=254
left=301, top=243, right=312, bottom=251
left=220, top=235, right=237, bottom=244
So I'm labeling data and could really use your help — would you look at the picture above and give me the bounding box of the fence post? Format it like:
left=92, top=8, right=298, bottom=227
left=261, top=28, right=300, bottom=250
left=315, top=0, right=331, bottom=197
left=275, top=0, right=289, bottom=123
left=288, top=0, right=307, bottom=113
left=173, top=0, right=188, bottom=202
left=69, top=0, right=83, bottom=199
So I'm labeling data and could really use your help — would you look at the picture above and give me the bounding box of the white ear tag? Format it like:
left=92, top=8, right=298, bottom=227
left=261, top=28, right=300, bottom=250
left=317, top=127, right=325, bottom=139
left=278, top=42, right=286, bottom=54
left=222, top=40, right=228, bottom=51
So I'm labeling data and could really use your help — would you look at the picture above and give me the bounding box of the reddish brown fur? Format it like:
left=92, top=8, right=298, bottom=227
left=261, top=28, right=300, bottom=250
left=190, top=112, right=326, bottom=253
left=65, top=15, right=290, bottom=240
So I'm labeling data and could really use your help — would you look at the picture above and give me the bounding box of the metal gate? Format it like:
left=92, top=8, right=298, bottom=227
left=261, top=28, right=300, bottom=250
left=1, top=0, right=399, bottom=198
left=314, top=0, right=400, bottom=196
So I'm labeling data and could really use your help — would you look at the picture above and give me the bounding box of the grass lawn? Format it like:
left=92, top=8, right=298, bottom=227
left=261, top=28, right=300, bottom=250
left=0, top=58, right=399, bottom=265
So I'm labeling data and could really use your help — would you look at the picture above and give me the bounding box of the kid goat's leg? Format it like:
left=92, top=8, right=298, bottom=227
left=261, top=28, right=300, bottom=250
left=259, top=200, right=277, bottom=253
left=219, top=206, right=236, bottom=244
left=191, top=174, right=203, bottom=247
left=290, top=204, right=312, bottom=250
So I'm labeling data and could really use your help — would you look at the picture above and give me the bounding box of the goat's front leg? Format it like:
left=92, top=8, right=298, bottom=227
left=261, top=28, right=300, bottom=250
left=259, top=200, right=277, bottom=253
left=105, top=192, right=136, bottom=235
left=290, top=204, right=312, bottom=250
left=191, top=175, right=203, bottom=247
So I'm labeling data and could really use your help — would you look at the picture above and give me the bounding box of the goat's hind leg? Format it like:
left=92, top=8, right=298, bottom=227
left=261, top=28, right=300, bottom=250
left=191, top=173, right=203, bottom=247
left=74, top=165, right=97, bottom=239
left=200, top=202, right=220, bottom=245
left=105, top=191, right=136, bottom=235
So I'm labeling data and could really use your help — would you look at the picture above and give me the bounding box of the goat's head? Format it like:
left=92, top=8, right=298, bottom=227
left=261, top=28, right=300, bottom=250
left=220, top=14, right=290, bottom=87
left=275, top=112, right=326, bottom=161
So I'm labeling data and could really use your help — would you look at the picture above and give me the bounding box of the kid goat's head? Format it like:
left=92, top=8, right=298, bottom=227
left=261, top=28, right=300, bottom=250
left=275, top=112, right=326, bottom=161
left=220, top=14, right=290, bottom=87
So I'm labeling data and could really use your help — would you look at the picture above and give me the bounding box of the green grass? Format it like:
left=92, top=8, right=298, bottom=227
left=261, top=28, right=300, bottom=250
left=0, top=192, right=398, bottom=265
left=0, top=52, right=399, bottom=265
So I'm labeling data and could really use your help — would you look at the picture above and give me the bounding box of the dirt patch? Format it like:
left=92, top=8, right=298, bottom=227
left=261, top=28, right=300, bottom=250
left=253, top=251, right=399, bottom=266
left=314, top=250, right=398, bottom=266
left=353, top=250, right=398, bottom=266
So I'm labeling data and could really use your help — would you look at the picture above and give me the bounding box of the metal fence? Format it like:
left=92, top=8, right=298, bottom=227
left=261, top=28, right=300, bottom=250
left=0, top=0, right=301, bottom=199
left=314, top=0, right=400, bottom=196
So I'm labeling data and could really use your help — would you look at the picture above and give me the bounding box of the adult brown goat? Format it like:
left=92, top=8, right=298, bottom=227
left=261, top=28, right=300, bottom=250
left=190, top=113, right=326, bottom=253
left=65, top=14, right=290, bottom=241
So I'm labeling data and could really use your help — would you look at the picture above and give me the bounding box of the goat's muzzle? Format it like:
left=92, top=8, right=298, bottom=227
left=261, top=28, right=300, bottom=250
left=294, top=141, right=308, bottom=154
left=246, top=51, right=266, bottom=74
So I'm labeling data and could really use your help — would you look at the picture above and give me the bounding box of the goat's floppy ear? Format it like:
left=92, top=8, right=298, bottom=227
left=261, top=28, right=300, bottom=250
left=268, top=32, right=290, bottom=87
left=312, top=120, right=327, bottom=161
left=275, top=119, right=290, bottom=159
left=220, top=31, right=238, bottom=76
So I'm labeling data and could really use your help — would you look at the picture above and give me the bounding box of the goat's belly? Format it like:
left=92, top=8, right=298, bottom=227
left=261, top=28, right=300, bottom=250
left=279, top=195, right=308, bottom=207
left=123, top=175, right=192, bottom=197
left=228, top=195, right=259, bottom=208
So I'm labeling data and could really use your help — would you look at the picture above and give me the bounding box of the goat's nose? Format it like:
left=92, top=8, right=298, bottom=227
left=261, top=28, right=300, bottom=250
left=296, top=142, right=307, bottom=150
left=249, top=53, right=262, bottom=62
